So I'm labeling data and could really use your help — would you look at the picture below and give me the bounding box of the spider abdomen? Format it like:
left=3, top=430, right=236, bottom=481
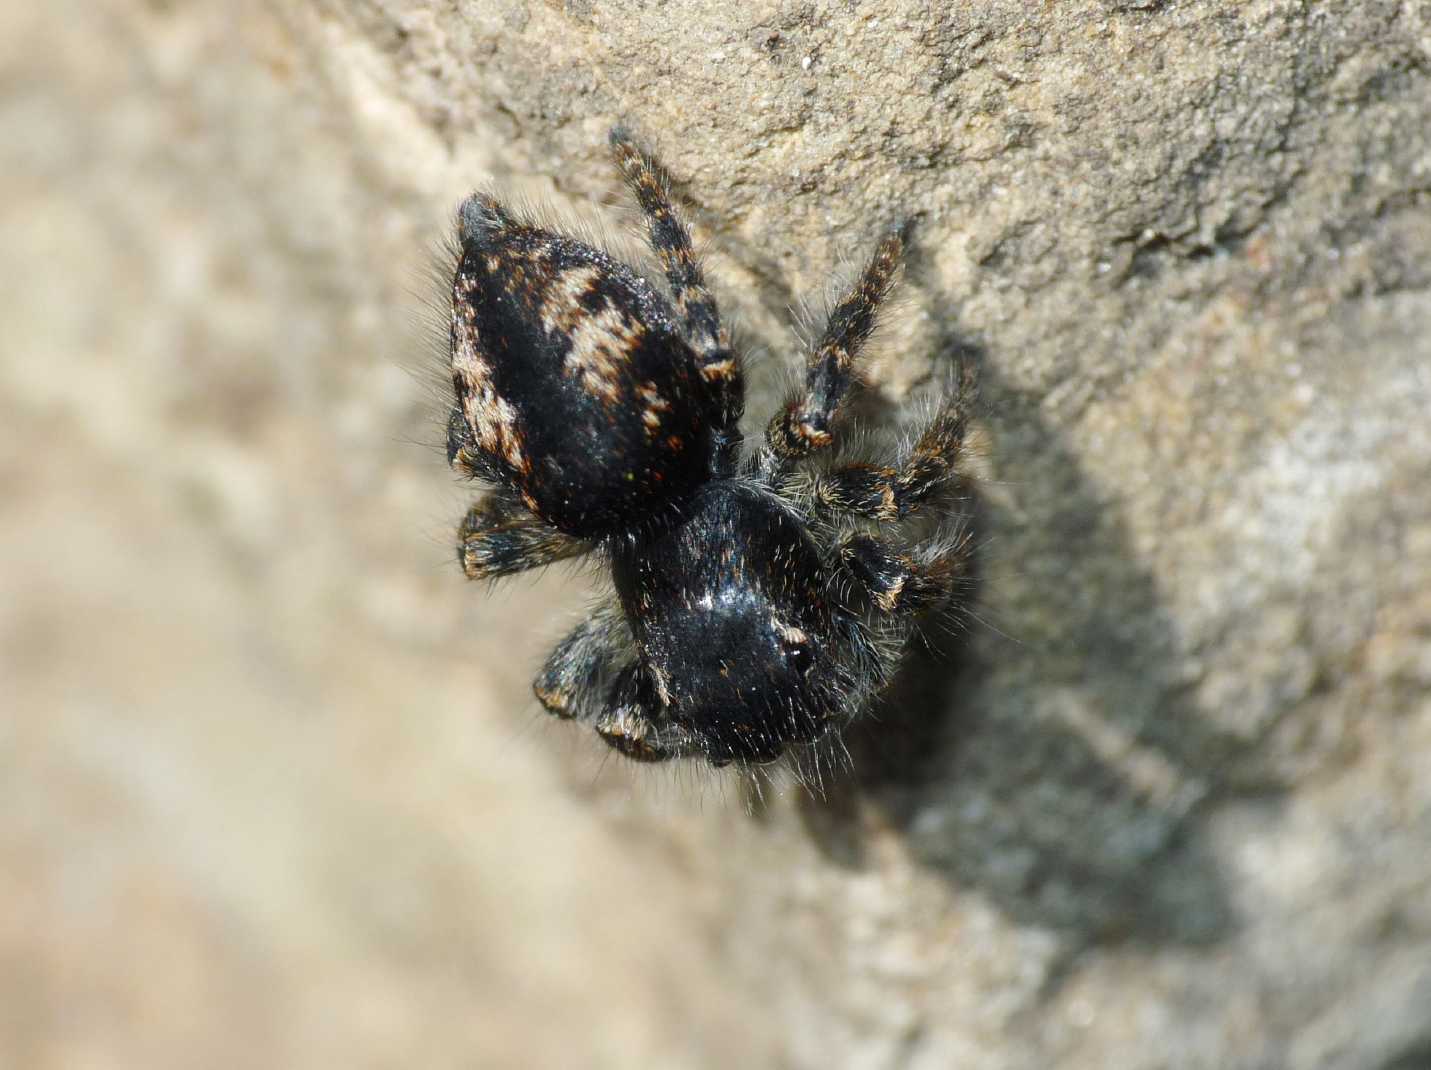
left=450, top=196, right=716, bottom=537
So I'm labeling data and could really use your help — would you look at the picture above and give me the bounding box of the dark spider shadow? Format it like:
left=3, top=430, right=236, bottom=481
left=795, top=323, right=1289, bottom=972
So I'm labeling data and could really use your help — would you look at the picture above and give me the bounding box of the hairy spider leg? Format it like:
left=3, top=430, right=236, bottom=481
left=457, top=491, right=591, bottom=580
left=533, top=606, right=629, bottom=722
left=767, top=222, right=910, bottom=460
left=813, top=358, right=978, bottom=521
left=837, top=529, right=975, bottom=617
left=609, top=126, right=744, bottom=473
left=608, top=127, right=728, bottom=362
left=595, top=665, right=706, bottom=763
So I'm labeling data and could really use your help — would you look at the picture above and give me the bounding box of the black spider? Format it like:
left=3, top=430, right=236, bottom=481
left=445, top=127, right=976, bottom=767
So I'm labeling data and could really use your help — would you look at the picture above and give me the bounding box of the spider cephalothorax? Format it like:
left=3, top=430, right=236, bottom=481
left=446, top=127, right=975, bottom=767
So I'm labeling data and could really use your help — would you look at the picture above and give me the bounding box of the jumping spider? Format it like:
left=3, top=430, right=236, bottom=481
left=446, top=127, right=975, bottom=767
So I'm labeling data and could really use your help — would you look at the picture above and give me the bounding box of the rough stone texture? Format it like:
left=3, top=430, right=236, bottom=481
left=4, top=1, right=1429, bottom=1067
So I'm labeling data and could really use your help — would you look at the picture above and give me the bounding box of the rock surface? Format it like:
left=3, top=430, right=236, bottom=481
left=3, top=1, right=1429, bottom=1066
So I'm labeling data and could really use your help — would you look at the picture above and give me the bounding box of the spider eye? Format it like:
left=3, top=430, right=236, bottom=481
left=783, top=641, right=814, bottom=675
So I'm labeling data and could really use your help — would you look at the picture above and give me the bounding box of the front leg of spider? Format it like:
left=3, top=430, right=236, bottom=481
left=594, top=665, right=706, bottom=763
left=446, top=127, right=976, bottom=768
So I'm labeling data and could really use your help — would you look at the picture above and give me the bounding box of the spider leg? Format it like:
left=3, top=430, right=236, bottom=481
left=594, top=664, right=705, bottom=763
left=608, top=126, right=744, bottom=470
left=608, top=127, right=731, bottom=366
left=768, top=223, right=908, bottom=460
left=457, top=491, right=591, bottom=580
left=813, top=361, right=977, bottom=521
left=838, top=529, right=974, bottom=617
left=533, top=605, right=628, bottom=721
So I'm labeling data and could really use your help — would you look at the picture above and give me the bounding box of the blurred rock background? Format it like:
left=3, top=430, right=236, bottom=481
left=3, top=1, right=1429, bottom=1067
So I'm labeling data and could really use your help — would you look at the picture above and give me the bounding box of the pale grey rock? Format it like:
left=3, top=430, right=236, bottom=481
left=2, top=1, right=1428, bottom=1067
